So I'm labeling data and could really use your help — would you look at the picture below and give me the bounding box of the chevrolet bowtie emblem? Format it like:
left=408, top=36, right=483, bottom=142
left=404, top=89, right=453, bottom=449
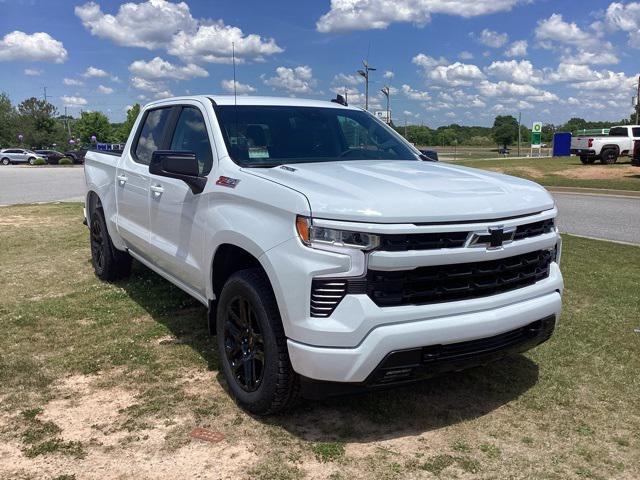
left=466, top=226, right=516, bottom=249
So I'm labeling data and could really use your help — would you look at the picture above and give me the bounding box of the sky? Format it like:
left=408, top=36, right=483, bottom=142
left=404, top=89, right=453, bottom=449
left=1, top=0, right=639, bottom=127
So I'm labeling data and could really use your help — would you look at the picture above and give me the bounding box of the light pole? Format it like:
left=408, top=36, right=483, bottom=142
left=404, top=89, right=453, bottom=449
left=380, top=86, right=390, bottom=124
left=357, top=60, right=376, bottom=111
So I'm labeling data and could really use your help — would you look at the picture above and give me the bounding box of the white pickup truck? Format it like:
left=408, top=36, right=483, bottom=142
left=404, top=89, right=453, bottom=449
left=571, top=125, right=640, bottom=164
left=84, top=95, right=563, bottom=414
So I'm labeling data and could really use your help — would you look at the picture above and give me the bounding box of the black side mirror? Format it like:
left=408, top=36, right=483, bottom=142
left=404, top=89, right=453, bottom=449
left=150, top=150, right=207, bottom=194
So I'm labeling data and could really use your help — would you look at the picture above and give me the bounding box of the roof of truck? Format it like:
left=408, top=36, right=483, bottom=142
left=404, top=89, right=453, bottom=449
left=145, top=95, right=360, bottom=110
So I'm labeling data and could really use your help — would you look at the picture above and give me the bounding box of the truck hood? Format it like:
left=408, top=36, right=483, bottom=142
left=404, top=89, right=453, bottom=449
left=245, top=160, right=555, bottom=223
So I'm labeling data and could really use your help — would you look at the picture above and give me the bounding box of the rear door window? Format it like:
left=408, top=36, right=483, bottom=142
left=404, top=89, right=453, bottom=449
left=609, top=127, right=629, bottom=137
left=133, top=107, right=172, bottom=165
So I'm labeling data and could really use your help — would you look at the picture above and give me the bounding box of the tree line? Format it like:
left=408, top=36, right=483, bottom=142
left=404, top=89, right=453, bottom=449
left=0, top=91, right=635, bottom=150
left=0, top=92, right=140, bottom=150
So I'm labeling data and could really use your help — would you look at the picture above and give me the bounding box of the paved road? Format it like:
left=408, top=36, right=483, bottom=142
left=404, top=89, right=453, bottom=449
left=0, top=165, right=85, bottom=205
left=0, top=165, right=638, bottom=245
left=553, top=193, right=639, bottom=245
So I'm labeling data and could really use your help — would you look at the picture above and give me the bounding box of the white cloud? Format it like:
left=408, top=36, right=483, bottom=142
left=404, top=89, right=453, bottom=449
left=24, top=68, right=42, bottom=76
left=316, top=0, right=523, bottom=33
left=76, top=0, right=283, bottom=64
left=332, top=73, right=363, bottom=86
left=572, top=70, right=637, bottom=91
left=475, top=29, right=508, bottom=48
left=547, top=63, right=595, bottom=83
left=61, top=96, right=88, bottom=107
left=604, top=2, right=640, bottom=48
left=412, top=53, right=449, bottom=70
left=63, top=78, right=84, bottom=86
left=131, top=76, right=173, bottom=99
left=220, top=79, right=256, bottom=94
left=383, top=70, right=395, bottom=79
left=262, top=66, right=316, bottom=94
left=478, top=80, right=558, bottom=102
left=428, top=62, right=485, bottom=87
left=0, top=31, right=67, bottom=63
left=564, top=49, right=619, bottom=65
left=97, top=84, right=113, bottom=94
left=83, top=66, right=108, bottom=78
left=458, top=51, right=474, bottom=60
left=401, top=84, right=431, bottom=101
left=75, top=0, right=197, bottom=49
left=129, top=57, right=208, bottom=80
left=504, top=40, right=527, bottom=57
left=485, top=60, right=544, bottom=84
left=535, top=13, right=595, bottom=48
left=168, top=21, right=283, bottom=64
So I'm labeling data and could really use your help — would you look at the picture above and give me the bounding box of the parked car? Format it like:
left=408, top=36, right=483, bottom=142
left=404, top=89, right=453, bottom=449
left=84, top=95, right=563, bottom=415
left=0, top=148, right=45, bottom=165
left=570, top=125, right=640, bottom=164
left=34, top=150, right=67, bottom=165
left=64, top=149, right=87, bottom=164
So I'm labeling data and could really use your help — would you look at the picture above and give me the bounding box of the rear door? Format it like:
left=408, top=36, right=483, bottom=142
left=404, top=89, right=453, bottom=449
left=148, top=101, right=215, bottom=294
left=116, top=106, right=174, bottom=254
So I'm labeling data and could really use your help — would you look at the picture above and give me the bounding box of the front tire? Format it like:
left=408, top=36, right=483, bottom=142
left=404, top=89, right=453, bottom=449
left=216, top=269, right=299, bottom=415
left=600, top=149, right=618, bottom=164
left=90, top=209, right=132, bottom=281
left=28, top=157, right=35, bottom=165
left=580, top=156, right=595, bottom=165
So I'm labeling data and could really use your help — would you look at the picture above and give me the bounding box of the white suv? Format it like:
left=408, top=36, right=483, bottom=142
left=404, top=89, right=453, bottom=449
left=1, top=148, right=44, bottom=165
left=84, top=95, right=563, bottom=414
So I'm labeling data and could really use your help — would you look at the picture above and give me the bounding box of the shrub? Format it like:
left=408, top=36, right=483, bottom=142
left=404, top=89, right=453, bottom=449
left=33, top=158, right=47, bottom=166
left=58, top=157, right=73, bottom=165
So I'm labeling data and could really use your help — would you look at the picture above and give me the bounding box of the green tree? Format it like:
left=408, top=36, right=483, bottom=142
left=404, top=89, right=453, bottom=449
left=0, top=93, right=17, bottom=148
left=16, top=97, right=64, bottom=148
left=492, top=115, right=519, bottom=149
left=116, top=104, right=140, bottom=142
left=75, top=111, right=113, bottom=144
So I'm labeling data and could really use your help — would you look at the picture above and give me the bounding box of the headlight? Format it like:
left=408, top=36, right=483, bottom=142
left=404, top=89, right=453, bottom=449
left=296, top=215, right=380, bottom=251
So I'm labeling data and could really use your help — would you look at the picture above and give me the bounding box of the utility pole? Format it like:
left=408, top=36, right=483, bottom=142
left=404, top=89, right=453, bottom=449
left=635, top=75, right=640, bottom=124
left=517, top=111, right=522, bottom=157
left=357, top=60, right=376, bottom=111
left=43, top=86, right=47, bottom=102
left=380, top=86, right=390, bottom=124
left=404, top=117, right=407, bottom=138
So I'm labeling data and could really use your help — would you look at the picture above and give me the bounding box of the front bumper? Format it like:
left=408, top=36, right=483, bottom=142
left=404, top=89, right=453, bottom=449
left=287, top=288, right=561, bottom=384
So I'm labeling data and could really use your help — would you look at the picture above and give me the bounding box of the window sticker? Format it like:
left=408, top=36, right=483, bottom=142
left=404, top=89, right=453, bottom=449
left=248, top=147, right=270, bottom=159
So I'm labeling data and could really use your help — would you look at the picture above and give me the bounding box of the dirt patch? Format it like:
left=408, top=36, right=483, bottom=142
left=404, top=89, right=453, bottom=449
left=0, top=214, right=66, bottom=228
left=486, top=166, right=545, bottom=178
left=555, top=165, right=640, bottom=180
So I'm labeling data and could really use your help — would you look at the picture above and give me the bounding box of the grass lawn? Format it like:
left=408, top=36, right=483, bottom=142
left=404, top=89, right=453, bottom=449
left=1, top=203, right=639, bottom=479
left=450, top=156, right=640, bottom=191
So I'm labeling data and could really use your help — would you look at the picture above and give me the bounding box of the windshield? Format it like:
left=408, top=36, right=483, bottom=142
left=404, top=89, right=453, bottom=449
left=214, top=105, right=418, bottom=167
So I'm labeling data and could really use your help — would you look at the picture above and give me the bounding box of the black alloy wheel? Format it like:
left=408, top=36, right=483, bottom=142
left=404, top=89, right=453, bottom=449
left=90, top=214, right=106, bottom=274
left=223, top=295, right=265, bottom=392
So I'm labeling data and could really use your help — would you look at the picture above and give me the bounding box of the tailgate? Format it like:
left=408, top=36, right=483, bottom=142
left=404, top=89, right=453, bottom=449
left=571, top=136, right=590, bottom=149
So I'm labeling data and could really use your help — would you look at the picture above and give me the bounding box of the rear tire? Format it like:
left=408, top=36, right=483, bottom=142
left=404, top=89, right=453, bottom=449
left=580, top=156, right=595, bottom=165
left=90, top=209, right=132, bottom=281
left=1, top=157, right=10, bottom=165
left=216, top=268, right=299, bottom=415
left=600, top=149, right=618, bottom=164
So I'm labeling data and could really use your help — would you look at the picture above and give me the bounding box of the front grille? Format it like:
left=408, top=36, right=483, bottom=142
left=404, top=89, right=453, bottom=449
left=379, top=231, right=468, bottom=251
left=366, top=249, right=553, bottom=307
left=514, top=219, right=555, bottom=241
left=377, top=218, right=555, bottom=252
left=310, top=279, right=347, bottom=317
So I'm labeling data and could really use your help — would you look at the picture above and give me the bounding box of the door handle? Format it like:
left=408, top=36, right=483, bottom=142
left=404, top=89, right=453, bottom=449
left=150, top=185, right=164, bottom=196
left=117, top=174, right=128, bottom=185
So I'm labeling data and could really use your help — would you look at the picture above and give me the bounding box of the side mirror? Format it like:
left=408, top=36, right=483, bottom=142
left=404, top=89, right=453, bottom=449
left=150, top=150, right=207, bottom=194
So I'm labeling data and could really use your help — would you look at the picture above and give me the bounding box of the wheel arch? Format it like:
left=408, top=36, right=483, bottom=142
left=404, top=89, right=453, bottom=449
left=601, top=144, right=620, bottom=154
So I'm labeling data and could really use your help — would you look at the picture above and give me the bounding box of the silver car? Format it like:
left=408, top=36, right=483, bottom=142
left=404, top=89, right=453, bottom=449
left=0, top=148, right=45, bottom=165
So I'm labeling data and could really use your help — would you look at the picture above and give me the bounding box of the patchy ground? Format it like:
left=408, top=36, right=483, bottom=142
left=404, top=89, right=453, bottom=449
left=452, top=156, right=640, bottom=191
left=1, top=203, right=639, bottom=480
